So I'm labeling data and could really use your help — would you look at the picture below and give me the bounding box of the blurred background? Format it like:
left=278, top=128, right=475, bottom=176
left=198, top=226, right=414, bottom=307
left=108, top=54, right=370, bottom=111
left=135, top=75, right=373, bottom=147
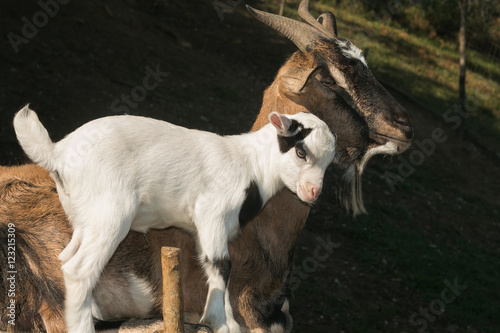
left=1, top=0, right=499, bottom=332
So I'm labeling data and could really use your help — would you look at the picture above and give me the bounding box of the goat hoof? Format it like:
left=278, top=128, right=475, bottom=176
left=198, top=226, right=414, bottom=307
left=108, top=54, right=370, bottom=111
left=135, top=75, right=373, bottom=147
left=199, top=318, right=229, bottom=333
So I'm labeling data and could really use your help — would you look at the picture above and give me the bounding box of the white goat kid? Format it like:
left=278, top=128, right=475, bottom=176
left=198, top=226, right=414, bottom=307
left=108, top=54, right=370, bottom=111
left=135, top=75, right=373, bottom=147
left=13, top=106, right=335, bottom=333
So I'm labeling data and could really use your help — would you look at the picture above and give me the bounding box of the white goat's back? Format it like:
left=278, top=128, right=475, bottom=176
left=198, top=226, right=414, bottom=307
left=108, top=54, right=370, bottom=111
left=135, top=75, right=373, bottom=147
left=52, top=115, right=256, bottom=232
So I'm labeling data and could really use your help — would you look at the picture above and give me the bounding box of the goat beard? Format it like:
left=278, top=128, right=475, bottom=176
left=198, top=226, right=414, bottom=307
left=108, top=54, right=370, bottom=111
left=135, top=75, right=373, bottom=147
left=337, top=139, right=399, bottom=216
left=336, top=159, right=366, bottom=216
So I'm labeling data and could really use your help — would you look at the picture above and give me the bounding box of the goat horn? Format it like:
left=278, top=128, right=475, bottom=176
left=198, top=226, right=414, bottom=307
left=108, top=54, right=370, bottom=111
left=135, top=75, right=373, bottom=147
left=246, top=4, right=329, bottom=53
left=298, top=0, right=336, bottom=38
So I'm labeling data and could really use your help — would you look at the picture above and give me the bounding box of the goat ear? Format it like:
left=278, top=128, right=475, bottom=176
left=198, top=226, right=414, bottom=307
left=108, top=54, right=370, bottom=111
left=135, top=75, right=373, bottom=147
left=279, top=66, right=320, bottom=97
left=363, top=47, right=370, bottom=60
left=318, top=12, right=337, bottom=36
left=269, top=111, right=292, bottom=136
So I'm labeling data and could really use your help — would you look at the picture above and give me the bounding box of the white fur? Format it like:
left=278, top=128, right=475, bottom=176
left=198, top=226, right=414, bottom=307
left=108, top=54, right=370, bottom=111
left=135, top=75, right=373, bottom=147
left=349, top=141, right=399, bottom=216
left=359, top=141, right=398, bottom=175
left=13, top=106, right=335, bottom=333
left=91, top=273, right=154, bottom=320
left=126, top=274, right=155, bottom=318
left=335, top=39, right=367, bottom=67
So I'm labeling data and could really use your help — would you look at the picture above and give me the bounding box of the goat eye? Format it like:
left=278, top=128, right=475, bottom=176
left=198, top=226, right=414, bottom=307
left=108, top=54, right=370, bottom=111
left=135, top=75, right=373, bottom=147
left=295, top=147, right=307, bottom=160
left=321, top=77, right=335, bottom=87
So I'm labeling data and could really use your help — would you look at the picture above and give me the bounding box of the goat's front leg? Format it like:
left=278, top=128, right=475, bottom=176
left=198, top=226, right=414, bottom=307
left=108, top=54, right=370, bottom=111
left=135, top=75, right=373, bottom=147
left=197, top=224, right=241, bottom=333
left=224, top=279, right=241, bottom=333
left=200, top=255, right=231, bottom=333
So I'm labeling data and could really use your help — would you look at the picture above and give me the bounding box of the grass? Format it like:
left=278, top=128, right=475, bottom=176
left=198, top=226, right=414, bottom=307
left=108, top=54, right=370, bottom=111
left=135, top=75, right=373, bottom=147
left=263, top=0, right=500, bottom=152
left=297, top=184, right=500, bottom=331
left=351, top=207, right=500, bottom=330
left=290, top=148, right=500, bottom=333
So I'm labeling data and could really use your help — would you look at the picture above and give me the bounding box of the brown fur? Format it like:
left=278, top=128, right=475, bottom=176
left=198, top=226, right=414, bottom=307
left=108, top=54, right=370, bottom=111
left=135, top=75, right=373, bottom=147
left=254, top=50, right=370, bottom=169
left=0, top=164, right=68, bottom=332
left=310, top=39, right=412, bottom=145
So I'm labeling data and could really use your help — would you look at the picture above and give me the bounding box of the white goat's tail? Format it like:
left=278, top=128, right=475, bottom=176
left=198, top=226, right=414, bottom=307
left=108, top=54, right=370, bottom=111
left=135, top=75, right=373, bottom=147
left=13, top=105, right=56, bottom=171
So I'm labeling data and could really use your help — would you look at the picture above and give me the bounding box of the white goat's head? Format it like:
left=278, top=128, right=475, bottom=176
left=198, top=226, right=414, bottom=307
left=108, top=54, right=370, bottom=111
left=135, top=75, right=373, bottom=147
left=269, top=112, right=335, bottom=203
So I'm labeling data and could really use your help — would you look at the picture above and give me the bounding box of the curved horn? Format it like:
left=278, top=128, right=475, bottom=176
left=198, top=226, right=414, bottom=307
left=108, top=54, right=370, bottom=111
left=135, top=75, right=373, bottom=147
left=298, top=0, right=336, bottom=38
left=246, top=5, right=329, bottom=53
left=318, top=12, right=337, bottom=36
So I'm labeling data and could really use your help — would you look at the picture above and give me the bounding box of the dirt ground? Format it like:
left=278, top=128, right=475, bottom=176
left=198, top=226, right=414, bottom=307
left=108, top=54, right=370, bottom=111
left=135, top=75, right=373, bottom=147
left=1, top=0, right=499, bottom=332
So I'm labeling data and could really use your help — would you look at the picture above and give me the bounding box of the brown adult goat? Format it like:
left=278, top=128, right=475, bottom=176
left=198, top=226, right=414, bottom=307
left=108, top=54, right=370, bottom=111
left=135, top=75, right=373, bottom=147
left=0, top=1, right=412, bottom=332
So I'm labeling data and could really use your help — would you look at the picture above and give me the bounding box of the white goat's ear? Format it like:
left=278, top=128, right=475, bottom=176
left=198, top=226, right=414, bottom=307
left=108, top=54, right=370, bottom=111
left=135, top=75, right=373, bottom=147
left=279, top=66, right=319, bottom=97
left=269, top=111, right=292, bottom=136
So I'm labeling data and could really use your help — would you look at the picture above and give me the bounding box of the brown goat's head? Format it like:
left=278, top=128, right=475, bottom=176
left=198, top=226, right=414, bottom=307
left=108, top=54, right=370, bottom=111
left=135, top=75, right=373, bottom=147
left=248, top=0, right=413, bottom=214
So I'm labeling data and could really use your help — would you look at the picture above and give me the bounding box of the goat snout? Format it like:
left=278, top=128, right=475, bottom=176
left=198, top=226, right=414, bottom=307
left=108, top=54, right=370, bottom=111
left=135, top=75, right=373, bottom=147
left=298, top=182, right=322, bottom=203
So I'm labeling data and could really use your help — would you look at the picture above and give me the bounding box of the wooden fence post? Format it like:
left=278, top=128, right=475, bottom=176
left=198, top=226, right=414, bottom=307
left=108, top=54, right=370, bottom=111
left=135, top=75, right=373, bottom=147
left=162, top=246, right=184, bottom=333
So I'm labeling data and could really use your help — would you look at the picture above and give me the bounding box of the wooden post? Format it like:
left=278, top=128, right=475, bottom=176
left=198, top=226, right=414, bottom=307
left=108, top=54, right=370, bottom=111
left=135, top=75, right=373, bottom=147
left=162, top=247, right=184, bottom=333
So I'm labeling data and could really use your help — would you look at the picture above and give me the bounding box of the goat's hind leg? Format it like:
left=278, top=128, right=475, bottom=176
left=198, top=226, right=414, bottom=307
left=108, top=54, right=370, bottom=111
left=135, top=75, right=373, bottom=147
left=61, top=198, right=137, bottom=333
left=59, top=228, right=82, bottom=264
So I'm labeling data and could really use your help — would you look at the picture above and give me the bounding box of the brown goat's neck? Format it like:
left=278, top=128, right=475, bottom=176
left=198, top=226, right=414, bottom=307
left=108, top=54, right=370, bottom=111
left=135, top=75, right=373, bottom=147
left=251, top=81, right=307, bottom=132
left=241, top=79, right=312, bottom=274
left=233, top=189, right=311, bottom=277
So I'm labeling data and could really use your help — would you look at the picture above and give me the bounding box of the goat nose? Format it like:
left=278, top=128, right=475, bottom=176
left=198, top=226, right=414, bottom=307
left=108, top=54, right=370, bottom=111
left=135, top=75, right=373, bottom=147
left=305, top=182, right=321, bottom=201
left=393, top=114, right=414, bottom=139
left=311, top=187, right=319, bottom=199
left=393, top=114, right=411, bottom=127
